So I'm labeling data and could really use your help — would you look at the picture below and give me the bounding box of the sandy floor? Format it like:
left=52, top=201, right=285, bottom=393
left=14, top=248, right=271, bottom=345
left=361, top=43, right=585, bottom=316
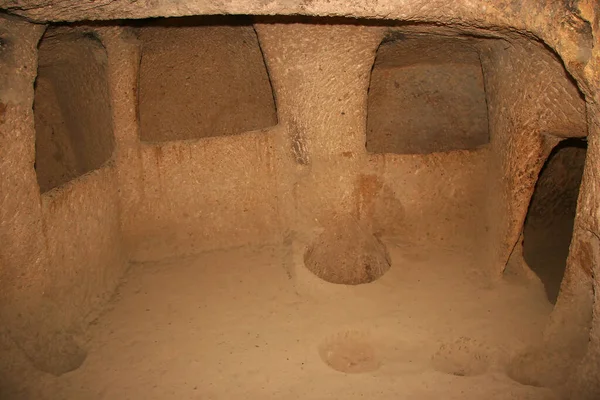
left=13, top=239, right=558, bottom=399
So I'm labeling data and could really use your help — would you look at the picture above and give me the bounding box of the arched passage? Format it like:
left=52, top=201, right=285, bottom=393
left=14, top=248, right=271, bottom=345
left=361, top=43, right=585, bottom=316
left=523, top=138, right=587, bottom=303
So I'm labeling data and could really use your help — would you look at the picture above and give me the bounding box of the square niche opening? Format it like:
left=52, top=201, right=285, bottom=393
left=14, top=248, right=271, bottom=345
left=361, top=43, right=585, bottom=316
left=34, top=27, right=115, bottom=193
left=366, top=33, right=490, bottom=154
left=136, top=16, right=278, bottom=142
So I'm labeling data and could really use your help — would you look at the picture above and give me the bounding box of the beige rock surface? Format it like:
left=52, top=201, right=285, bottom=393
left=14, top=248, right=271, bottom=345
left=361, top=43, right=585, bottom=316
left=0, top=1, right=598, bottom=398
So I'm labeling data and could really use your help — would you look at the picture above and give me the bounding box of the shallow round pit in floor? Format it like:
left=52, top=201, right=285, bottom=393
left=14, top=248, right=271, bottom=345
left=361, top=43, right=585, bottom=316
left=506, top=345, right=579, bottom=388
left=304, top=218, right=391, bottom=285
left=431, top=337, right=490, bottom=377
left=319, top=330, right=380, bottom=374
left=506, top=349, right=546, bottom=387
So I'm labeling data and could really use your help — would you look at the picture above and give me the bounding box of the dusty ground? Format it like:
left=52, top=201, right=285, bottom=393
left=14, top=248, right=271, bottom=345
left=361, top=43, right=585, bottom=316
left=4, top=238, right=559, bottom=400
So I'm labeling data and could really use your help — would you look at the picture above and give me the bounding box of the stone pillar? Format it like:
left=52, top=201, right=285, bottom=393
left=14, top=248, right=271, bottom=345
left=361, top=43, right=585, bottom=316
left=480, top=36, right=588, bottom=276
left=255, top=20, right=391, bottom=285
left=0, top=17, right=85, bottom=375
left=507, top=102, right=600, bottom=395
left=255, top=20, right=384, bottom=229
left=564, top=101, right=600, bottom=399
left=96, top=26, right=144, bottom=243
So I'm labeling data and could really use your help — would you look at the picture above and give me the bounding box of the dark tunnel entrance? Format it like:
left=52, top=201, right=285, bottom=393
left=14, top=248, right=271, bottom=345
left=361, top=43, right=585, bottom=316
left=523, top=138, right=587, bottom=304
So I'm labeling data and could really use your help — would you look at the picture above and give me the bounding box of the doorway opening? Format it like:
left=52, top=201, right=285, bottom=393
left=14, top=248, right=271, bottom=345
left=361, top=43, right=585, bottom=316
left=523, top=138, right=587, bottom=303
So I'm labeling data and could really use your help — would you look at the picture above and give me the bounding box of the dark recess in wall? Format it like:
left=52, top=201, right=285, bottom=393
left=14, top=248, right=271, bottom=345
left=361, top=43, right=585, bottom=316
left=34, top=27, right=114, bottom=193
left=523, top=138, right=587, bottom=304
left=366, top=33, right=490, bottom=154
left=136, top=16, right=278, bottom=142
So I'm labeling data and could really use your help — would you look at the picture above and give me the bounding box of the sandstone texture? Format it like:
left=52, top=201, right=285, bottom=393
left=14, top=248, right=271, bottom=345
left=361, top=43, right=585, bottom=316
left=0, top=1, right=598, bottom=398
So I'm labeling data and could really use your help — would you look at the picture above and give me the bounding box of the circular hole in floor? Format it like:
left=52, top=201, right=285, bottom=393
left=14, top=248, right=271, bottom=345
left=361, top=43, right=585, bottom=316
left=431, top=337, right=490, bottom=377
left=505, top=345, right=577, bottom=388
left=506, top=350, right=546, bottom=387
left=319, top=330, right=380, bottom=374
left=304, top=219, right=391, bottom=285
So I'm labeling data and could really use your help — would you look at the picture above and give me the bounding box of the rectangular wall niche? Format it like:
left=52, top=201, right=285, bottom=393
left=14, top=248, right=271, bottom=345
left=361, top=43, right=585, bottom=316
left=137, top=16, right=278, bottom=142
left=366, top=33, right=490, bottom=154
left=34, top=28, right=115, bottom=193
